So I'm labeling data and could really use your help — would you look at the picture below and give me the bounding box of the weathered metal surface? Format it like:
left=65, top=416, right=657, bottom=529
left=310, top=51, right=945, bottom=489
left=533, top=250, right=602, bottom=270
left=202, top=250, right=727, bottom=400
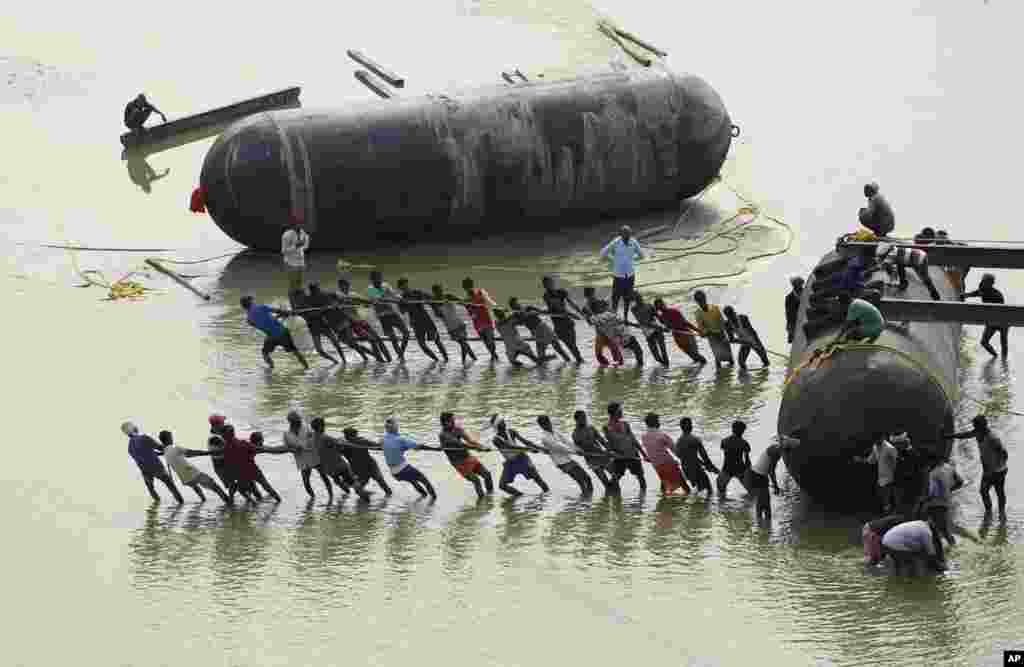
left=879, top=298, right=1024, bottom=327
left=779, top=251, right=962, bottom=508
left=843, top=241, right=1024, bottom=269
left=199, top=66, right=732, bottom=250
left=120, top=87, right=301, bottom=150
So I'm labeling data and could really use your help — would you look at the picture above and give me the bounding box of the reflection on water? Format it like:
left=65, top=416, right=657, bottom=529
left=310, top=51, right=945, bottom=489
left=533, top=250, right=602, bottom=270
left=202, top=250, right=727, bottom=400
left=124, top=152, right=169, bottom=193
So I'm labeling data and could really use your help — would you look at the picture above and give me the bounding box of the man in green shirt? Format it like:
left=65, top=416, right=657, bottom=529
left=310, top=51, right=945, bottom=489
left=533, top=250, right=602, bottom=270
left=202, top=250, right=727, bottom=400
left=836, top=294, right=885, bottom=344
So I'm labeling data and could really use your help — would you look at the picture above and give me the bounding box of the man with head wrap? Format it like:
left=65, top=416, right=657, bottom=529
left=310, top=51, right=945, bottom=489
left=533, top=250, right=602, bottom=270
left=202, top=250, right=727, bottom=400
left=123, top=421, right=183, bottom=503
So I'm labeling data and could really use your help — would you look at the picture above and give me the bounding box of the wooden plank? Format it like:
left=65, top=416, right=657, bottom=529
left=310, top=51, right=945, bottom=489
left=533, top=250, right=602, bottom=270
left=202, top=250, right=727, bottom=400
left=345, top=50, right=405, bottom=88
left=145, top=259, right=211, bottom=301
left=843, top=241, right=1024, bottom=269
left=878, top=298, right=1024, bottom=326
left=120, top=87, right=302, bottom=149
left=354, top=71, right=393, bottom=99
left=611, top=27, right=668, bottom=57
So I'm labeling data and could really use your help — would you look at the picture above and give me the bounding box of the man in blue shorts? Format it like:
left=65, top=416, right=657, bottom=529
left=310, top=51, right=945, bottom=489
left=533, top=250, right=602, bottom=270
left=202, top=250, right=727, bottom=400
left=382, top=417, right=438, bottom=499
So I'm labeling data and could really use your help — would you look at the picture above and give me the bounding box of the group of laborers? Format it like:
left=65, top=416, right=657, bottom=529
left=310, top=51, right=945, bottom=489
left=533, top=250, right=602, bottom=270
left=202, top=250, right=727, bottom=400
left=810, top=182, right=1011, bottom=356
left=241, top=219, right=773, bottom=371
left=126, top=404, right=793, bottom=518
left=857, top=413, right=1010, bottom=574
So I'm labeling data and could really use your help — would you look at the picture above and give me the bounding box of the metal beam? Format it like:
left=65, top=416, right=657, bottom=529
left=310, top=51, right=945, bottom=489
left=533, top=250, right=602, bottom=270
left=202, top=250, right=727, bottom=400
left=879, top=298, right=1024, bottom=327
left=843, top=241, right=1024, bottom=269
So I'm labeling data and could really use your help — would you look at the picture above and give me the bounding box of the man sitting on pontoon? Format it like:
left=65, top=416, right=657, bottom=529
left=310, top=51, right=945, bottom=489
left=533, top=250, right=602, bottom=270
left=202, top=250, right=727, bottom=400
left=124, top=93, right=166, bottom=132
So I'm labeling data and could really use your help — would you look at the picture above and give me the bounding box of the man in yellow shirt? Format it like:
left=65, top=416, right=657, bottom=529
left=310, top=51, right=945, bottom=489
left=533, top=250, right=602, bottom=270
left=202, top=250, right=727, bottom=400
left=693, top=290, right=734, bottom=369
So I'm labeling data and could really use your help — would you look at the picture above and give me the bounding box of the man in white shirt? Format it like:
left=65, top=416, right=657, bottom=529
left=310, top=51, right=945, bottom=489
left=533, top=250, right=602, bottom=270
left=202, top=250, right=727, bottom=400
left=514, top=416, right=593, bottom=495
left=283, top=410, right=332, bottom=500
left=158, top=430, right=231, bottom=504
left=281, top=217, right=310, bottom=291
left=855, top=438, right=900, bottom=513
left=599, top=225, right=645, bottom=322
left=881, top=518, right=947, bottom=574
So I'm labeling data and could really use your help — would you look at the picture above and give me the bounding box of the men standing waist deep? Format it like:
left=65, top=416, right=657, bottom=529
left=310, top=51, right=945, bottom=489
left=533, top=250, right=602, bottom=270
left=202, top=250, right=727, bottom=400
left=600, top=225, right=645, bottom=323
left=281, top=216, right=310, bottom=291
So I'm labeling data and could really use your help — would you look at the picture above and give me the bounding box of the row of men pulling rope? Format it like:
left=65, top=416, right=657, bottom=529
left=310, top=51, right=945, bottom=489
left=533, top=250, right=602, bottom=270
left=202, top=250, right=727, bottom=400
left=124, top=405, right=794, bottom=521
left=242, top=272, right=778, bottom=370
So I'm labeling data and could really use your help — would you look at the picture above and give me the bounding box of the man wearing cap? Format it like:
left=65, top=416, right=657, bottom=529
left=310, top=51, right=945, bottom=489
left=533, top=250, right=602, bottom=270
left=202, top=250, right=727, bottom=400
left=281, top=216, right=310, bottom=291
left=284, top=411, right=332, bottom=500
left=381, top=417, right=438, bottom=499
left=785, top=276, right=804, bottom=344
left=858, top=182, right=894, bottom=237
left=123, top=421, right=183, bottom=503
left=948, top=415, right=1009, bottom=518
left=600, top=225, right=646, bottom=322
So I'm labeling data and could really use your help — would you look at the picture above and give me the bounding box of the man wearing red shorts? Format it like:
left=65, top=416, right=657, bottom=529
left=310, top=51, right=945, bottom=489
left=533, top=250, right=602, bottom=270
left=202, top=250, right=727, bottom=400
left=439, top=412, right=494, bottom=499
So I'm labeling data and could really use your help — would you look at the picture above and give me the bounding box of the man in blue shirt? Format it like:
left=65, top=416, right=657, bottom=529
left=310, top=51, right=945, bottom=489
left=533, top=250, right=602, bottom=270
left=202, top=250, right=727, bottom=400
left=240, top=296, right=309, bottom=370
left=600, top=225, right=646, bottom=322
left=381, top=417, right=438, bottom=499
left=123, top=421, right=184, bottom=503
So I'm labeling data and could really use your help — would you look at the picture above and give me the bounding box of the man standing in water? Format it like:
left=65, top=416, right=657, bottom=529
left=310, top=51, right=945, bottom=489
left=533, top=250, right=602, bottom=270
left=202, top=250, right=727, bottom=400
left=674, top=418, right=718, bottom=496
left=493, top=308, right=543, bottom=366
left=632, top=293, right=670, bottom=366
left=240, top=296, right=309, bottom=370
left=222, top=426, right=285, bottom=503
left=723, top=306, right=770, bottom=369
left=717, top=420, right=752, bottom=496
left=397, top=278, right=448, bottom=362
left=600, top=225, right=646, bottom=322
left=486, top=414, right=550, bottom=496
left=288, top=287, right=347, bottom=365
left=462, top=277, right=499, bottom=360
left=382, top=417, right=438, bottom=499
left=785, top=276, right=804, bottom=344
left=854, top=437, right=900, bottom=514
left=431, top=284, right=477, bottom=364
left=572, top=410, right=618, bottom=493
left=440, top=412, right=494, bottom=499
left=281, top=216, right=310, bottom=291
left=653, top=298, right=707, bottom=365
left=583, top=287, right=623, bottom=366
left=748, top=440, right=786, bottom=520
left=693, top=290, right=734, bottom=369
left=509, top=297, right=568, bottom=363
left=284, top=410, right=332, bottom=501
left=962, top=274, right=1009, bottom=357
left=341, top=427, right=394, bottom=496
left=158, top=430, right=231, bottom=503
left=335, top=278, right=391, bottom=362
left=123, top=93, right=166, bottom=132
left=947, top=415, right=1008, bottom=519
left=641, top=413, right=689, bottom=496
left=541, top=276, right=585, bottom=364
left=367, top=271, right=410, bottom=360
left=604, top=402, right=648, bottom=493
left=520, top=415, right=593, bottom=495
left=880, top=517, right=947, bottom=574
left=310, top=417, right=371, bottom=501
left=124, top=421, right=183, bottom=503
